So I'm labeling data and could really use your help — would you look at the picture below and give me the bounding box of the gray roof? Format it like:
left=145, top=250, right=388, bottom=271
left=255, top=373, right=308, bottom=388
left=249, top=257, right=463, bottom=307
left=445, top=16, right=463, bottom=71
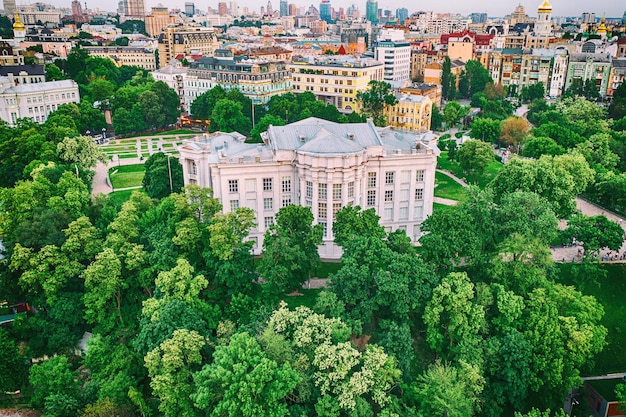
left=1, top=79, right=77, bottom=94
left=0, top=64, right=45, bottom=76
left=266, top=117, right=382, bottom=155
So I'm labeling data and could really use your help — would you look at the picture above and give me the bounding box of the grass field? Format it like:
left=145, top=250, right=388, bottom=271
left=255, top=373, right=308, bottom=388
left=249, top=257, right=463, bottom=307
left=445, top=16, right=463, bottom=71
left=433, top=202, right=457, bottom=214
left=106, top=188, right=146, bottom=206
left=109, top=164, right=145, bottom=189
left=437, top=151, right=503, bottom=189
left=557, top=263, right=626, bottom=375
left=434, top=171, right=467, bottom=201
left=282, top=288, right=322, bottom=310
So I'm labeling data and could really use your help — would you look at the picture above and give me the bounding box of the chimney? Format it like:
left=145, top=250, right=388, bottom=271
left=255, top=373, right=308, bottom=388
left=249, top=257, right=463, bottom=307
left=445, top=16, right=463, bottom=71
left=347, top=133, right=354, bottom=140
left=300, top=135, right=306, bottom=142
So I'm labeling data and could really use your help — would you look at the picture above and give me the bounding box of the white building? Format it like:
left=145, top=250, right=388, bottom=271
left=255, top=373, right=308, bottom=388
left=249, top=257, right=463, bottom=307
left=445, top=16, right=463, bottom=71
left=151, top=61, right=188, bottom=111
left=375, top=30, right=411, bottom=89
left=178, top=117, right=439, bottom=258
left=0, top=78, right=80, bottom=126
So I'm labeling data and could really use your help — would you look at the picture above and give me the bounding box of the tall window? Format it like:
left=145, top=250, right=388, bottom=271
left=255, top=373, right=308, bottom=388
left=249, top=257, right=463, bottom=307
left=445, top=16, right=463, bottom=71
left=367, top=190, right=376, bottom=206
left=385, top=190, right=394, bottom=202
left=282, top=177, right=291, bottom=193
left=399, top=206, right=409, bottom=220
left=263, top=178, right=273, bottom=191
left=319, top=183, right=327, bottom=199
left=318, top=202, right=327, bottom=219
left=415, top=188, right=424, bottom=200
left=333, top=184, right=342, bottom=200
left=319, top=221, right=328, bottom=237
left=332, top=203, right=342, bottom=219
left=306, top=181, right=313, bottom=199
left=348, top=181, right=354, bottom=198
left=228, top=179, right=239, bottom=193
left=263, top=198, right=273, bottom=210
left=368, top=172, right=377, bottom=188
left=282, top=195, right=291, bottom=207
left=385, top=171, right=395, bottom=184
left=264, top=216, right=274, bottom=229
left=416, top=170, right=425, bottom=182
left=414, top=205, right=424, bottom=220
left=230, top=200, right=239, bottom=211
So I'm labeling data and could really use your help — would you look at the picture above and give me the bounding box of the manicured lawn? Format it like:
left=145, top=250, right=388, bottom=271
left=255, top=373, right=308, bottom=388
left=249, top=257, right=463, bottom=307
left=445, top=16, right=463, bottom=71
left=557, top=263, right=626, bottom=375
left=107, top=188, right=146, bottom=206
left=437, top=151, right=503, bottom=189
left=123, top=129, right=197, bottom=138
left=434, top=171, right=467, bottom=201
left=282, top=288, right=322, bottom=310
left=314, top=261, right=342, bottom=278
left=109, top=164, right=145, bottom=189
left=433, top=202, right=457, bottom=214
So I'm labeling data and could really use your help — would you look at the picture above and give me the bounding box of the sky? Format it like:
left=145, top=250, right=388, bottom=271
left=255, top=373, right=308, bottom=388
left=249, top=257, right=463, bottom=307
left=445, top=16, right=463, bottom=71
left=35, top=0, right=626, bottom=20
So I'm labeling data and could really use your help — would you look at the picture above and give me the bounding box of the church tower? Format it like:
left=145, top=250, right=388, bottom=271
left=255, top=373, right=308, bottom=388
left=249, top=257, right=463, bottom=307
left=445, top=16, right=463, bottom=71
left=534, top=0, right=552, bottom=37
left=12, top=11, right=26, bottom=43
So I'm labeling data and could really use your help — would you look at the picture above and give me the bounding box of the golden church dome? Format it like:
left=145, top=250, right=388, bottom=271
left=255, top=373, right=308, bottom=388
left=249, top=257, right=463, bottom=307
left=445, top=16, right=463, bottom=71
left=538, top=0, right=552, bottom=13
left=13, top=11, right=25, bottom=31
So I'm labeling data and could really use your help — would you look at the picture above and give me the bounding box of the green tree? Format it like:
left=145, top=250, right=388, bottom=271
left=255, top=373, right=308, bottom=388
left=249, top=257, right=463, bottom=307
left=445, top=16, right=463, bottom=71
left=457, top=139, right=495, bottom=183
left=57, top=135, right=107, bottom=169
left=0, top=328, right=28, bottom=392
left=142, top=152, right=184, bottom=199
left=355, top=80, right=398, bottom=126
left=609, top=81, right=626, bottom=120
left=458, top=60, right=492, bottom=99
left=248, top=114, right=285, bottom=143
left=211, top=98, right=252, bottom=135
left=145, top=329, right=206, bottom=417
left=45, top=63, right=66, bottom=81
left=87, top=78, right=115, bottom=102
left=520, top=82, right=545, bottom=103
left=192, top=332, right=300, bottom=417
left=441, top=56, right=457, bottom=101
left=190, top=85, right=226, bottom=120
left=443, top=101, right=468, bottom=129
left=139, top=90, right=166, bottom=129
left=332, top=205, right=386, bottom=247
left=29, top=356, right=81, bottom=410
left=562, top=214, right=624, bottom=257
left=470, top=118, right=501, bottom=142
left=405, top=360, right=484, bottom=417
left=521, top=136, right=565, bottom=158
left=423, top=272, right=485, bottom=363
left=431, top=105, right=443, bottom=130
left=83, top=248, right=125, bottom=330
left=258, top=205, right=323, bottom=295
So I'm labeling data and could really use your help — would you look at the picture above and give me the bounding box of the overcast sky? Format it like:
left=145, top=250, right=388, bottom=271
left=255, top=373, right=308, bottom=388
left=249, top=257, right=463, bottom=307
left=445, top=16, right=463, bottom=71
left=42, top=0, right=626, bottom=19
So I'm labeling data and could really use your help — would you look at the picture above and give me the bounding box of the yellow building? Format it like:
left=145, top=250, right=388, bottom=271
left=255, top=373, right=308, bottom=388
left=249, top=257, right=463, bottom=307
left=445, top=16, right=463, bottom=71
left=385, top=93, right=432, bottom=133
left=145, top=5, right=176, bottom=37
left=289, top=55, right=384, bottom=113
left=157, top=25, right=221, bottom=67
left=84, top=46, right=157, bottom=70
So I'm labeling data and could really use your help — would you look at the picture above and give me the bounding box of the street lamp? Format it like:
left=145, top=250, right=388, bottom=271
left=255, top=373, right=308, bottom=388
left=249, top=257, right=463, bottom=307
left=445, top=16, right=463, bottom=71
left=102, top=128, right=106, bottom=141
left=166, top=154, right=173, bottom=193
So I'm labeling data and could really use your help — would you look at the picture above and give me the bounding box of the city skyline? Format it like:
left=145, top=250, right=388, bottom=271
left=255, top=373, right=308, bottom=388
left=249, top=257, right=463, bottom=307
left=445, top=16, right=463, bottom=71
left=12, top=0, right=625, bottom=20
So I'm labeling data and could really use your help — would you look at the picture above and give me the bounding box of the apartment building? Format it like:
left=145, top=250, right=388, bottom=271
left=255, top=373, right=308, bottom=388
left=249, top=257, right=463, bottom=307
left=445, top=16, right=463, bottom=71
left=151, top=61, right=188, bottom=111
left=0, top=65, right=46, bottom=84
left=607, top=59, right=626, bottom=98
left=385, top=94, right=432, bottom=133
left=84, top=46, right=157, bottom=70
left=289, top=55, right=383, bottom=114
left=564, top=53, right=612, bottom=97
left=375, top=30, right=411, bottom=88
left=177, top=117, right=439, bottom=258
left=0, top=78, right=80, bottom=126
left=185, top=50, right=291, bottom=108
left=145, top=5, right=176, bottom=37
left=157, top=25, right=221, bottom=68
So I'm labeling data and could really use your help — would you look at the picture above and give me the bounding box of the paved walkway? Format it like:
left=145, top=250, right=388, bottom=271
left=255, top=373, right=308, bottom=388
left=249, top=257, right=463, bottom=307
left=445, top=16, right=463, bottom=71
left=434, top=196, right=459, bottom=206
left=92, top=157, right=145, bottom=196
left=436, top=169, right=468, bottom=188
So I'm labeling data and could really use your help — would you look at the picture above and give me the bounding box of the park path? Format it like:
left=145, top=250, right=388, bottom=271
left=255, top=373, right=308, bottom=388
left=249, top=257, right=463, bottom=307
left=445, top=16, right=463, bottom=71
left=432, top=169, right=626, bottom=263
left=92, top=157, right=145, bottom=196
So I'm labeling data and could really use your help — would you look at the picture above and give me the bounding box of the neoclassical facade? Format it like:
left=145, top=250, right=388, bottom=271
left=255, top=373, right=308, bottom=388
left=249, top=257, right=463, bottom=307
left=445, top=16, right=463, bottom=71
left=178, top=117, right=439, bottom=258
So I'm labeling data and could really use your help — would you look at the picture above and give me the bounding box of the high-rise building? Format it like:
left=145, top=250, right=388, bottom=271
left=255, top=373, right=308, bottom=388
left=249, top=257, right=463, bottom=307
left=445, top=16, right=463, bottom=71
left=229, top=2, right=238, bottom=16
left=375, top=29, right=411, bottom=87
left=469, top=12, right=487, bottom=23
left=395, top=8, right=407, bottom=23
left=145, top=5, right=175, bottom=37
left=71, top=0, right=83, bottom=15
left=2, top=0, right=16, bottom=17
left=365, top=0, right=377, bottom=23
left=184, top=2, right=195, bottom=16
left=288, top=3, right=296, bottom=15
left=320, top=0, right=331, bottom=23
left=123, top=0, right=145, bottom=19
left=581, top=12, right=595, bottom=23
left=279, top=0, right=288, bottom=16
left=218, top=2, right=227, bottom=15
left=622, top=11, right=626, bottom=24
left=266, top=0, right=273, bottom=14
